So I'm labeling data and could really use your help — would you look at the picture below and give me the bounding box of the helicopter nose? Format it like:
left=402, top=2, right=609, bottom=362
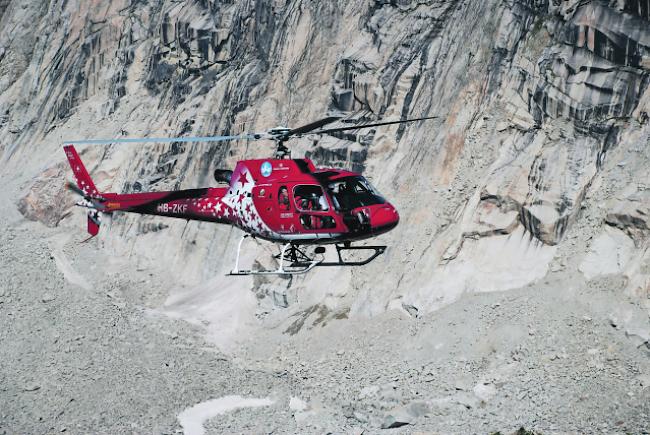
left=369, top=203, right=399, bottom=232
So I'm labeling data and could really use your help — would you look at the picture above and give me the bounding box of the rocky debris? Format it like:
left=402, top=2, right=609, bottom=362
left=379, top=401, right=429, bottom=429
left=626, top=327, right=650, bottom=351
left=289, top=396, right=316, bottom=424
left=2, top=214, right=650, bottom=433
left=0, top=222, right=295, bottom=434
left=22, top=383, right=40, bottom=392
left=473, top=382, right=497, bottom=403
left=41, top=292, right=55, bottom=303
left=380, top=413, right=411, bottom=429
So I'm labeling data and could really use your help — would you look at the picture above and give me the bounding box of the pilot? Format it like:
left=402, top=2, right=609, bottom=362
left=337, top=183, right=353, bottom=210
left=318, top=193, right=328, bottom=211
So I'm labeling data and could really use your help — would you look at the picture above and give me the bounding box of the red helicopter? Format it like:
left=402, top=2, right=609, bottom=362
left=64, top=115, right=434, bottom=275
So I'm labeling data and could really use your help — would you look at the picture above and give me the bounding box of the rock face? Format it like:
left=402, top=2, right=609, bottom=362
left=17, top=163, right=73, bottom=227
left=1, top=0, right=649, bottom=356
left=2, top=2, right=650, bottom=433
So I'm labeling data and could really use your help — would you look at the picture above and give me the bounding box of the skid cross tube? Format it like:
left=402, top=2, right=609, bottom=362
left=275, top=244, right=314, bottom=266
left=228, top=235, right=322, bottom=276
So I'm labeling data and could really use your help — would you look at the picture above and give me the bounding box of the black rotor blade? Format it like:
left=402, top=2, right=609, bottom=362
left=309, top=115, right=437, bottom=136
left=66, top=181, right=86, bottom=197
left=287, top=116, right=342, bottom=136
left=66, top=182, right=105, bottom=209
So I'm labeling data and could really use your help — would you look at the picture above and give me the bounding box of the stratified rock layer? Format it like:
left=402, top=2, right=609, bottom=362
left=0, top=0, right=648, bottom=333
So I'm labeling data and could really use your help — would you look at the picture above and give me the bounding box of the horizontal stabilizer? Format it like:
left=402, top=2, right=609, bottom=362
left=80, top=210, right=102, bottom=243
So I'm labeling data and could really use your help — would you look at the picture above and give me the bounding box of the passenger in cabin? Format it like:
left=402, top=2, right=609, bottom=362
left=295, top=194, right=306, bottom=210
left=308, top=193, right=322, bottom=211
left=278, top=186, right=290, bottom=211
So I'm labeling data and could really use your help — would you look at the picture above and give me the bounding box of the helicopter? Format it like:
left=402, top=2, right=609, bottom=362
left=64, top=115, right=435, bottom=275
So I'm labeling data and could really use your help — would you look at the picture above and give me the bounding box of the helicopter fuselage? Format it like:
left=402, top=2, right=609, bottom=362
left=67, top=147, right=399, bottom=245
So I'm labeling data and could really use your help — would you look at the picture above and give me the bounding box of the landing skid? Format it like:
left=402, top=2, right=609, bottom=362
left=228, top=236, right=386, bottom=276
left=319, top=244, right=386, bottom=267
left=228, top=236, right=322, bottom=276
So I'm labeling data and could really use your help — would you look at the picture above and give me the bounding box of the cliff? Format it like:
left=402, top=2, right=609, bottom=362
left=1, top=0, right=649, bottom=433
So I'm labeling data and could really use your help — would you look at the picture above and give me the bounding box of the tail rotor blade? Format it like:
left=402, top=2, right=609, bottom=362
left=66, top=181, right=87, bottom=197
left=66, top=181, right=105, bottom=209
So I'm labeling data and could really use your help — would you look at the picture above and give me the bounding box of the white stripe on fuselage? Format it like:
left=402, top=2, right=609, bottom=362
left=221, top=166, right=281, bottom=239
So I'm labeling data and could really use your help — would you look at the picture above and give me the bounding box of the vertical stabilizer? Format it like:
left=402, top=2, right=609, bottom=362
left=63, top=145, right=100, bottom=198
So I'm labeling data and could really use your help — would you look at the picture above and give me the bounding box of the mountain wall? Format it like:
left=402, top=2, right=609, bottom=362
left=1, top=0, right=648, bottom=349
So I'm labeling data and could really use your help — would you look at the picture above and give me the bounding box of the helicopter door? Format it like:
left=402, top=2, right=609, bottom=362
left=251, top=185, right=276, bottom=228
left=252, top=184, right=298, bottom=234
left=274, top=184, right=298, bottom=234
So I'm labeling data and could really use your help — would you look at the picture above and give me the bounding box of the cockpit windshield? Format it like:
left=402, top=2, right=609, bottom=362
left=326, top=176, right=386, bottom=211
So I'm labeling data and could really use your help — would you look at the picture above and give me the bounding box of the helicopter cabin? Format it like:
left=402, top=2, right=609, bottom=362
left=229, top=158, right=387, bottom=236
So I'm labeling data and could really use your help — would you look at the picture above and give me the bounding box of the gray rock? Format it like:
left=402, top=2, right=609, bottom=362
left=402, top=303, right=419, bottom=318
left=41, top=293, right=55, bottom=303
left=23, top=383, right=40, bottom=392
left=380, top=413, right=412, bottom=429
left=625, top=328, right=650, bottom=349
left=353, top=411, right=369, bottom=424
left=380, top=402, right=429, bottom=429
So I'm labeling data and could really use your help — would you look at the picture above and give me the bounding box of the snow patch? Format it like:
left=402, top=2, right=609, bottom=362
left=178, top=395, right=273, bottom=435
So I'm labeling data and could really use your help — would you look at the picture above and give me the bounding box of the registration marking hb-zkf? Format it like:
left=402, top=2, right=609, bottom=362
left=157, top=203, right=188, bottom=214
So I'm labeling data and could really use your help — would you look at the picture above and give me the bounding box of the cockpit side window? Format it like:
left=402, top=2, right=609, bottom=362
left=293, top=185, right=329, bottom=211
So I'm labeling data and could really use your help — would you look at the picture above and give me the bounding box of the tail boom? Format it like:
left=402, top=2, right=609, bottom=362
left=63, top=145, right=232, bottom=239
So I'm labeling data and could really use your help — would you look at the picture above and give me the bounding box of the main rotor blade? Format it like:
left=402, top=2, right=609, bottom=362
left=309, top=115, right=438, bottom=136
left=288, top=116, right=342, bottom=136
left=63, top=134, right=255, bottom=145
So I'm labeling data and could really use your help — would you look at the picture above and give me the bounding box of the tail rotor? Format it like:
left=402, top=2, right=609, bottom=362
left=65, top=180, right=108, bottom=242
left=63, top=145, right=109, bottom=241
